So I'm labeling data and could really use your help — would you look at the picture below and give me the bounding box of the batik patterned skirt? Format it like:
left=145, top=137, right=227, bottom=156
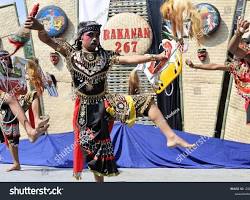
left=74, top=93, right=154, bottom=176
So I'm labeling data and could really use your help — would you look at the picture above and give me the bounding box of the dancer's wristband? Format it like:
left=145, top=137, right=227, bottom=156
left=38, top=29, right=46, bottom=33
left=235, top=30, right=244, bottom=37
left=149, top=54, right=157, bottom=61
left=38, top=25, right=46, bottom=34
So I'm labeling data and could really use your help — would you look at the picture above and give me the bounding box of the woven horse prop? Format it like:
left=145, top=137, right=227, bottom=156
left=0, top=57, right=28, bottom=96
left=133, top=0, right=202, bottom=94
left=0, top=57, right=55, bottom=127
left=135, top=39, right=182, bottom=94
left=0, top=57, right=56, bottom=97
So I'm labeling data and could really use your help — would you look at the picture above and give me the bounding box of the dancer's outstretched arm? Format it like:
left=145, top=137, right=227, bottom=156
left=185, top=59, right=229, bottom=71
left=25, top=17, right=169, bottom=64
left=228, top=17, right=250, bottom=61
left=118, top=51, right=169, bottom=65
left=24, top=17, right=67, bottom=56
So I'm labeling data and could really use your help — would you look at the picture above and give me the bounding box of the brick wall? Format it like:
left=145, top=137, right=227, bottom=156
left=23, top=0, right=78, bottom=137
left=182, top=0, right=237, bottom=137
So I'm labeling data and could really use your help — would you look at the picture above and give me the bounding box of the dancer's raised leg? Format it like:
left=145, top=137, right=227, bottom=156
left=3, top=93, right=49, bottom=142
left=148, top=103, right=195, bottom=148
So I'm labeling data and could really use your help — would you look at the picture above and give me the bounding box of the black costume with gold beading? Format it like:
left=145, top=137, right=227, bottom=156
left=56, top=39, right=153, bottom=176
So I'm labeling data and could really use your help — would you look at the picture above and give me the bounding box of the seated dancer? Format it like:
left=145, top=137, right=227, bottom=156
left=0, top=51, right=49, bottom=171
left=25, top=18, right=195, bottom=182
left=186, top=17, right=250, bottom=124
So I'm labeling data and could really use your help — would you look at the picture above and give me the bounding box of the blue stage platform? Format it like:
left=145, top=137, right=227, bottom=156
left=1, top=123, right=250, bottom=169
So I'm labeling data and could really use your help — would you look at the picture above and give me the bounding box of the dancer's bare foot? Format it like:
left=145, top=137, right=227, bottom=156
left=167, top=135, right=195, bottom=149
left=6, top=163, right=21, bottom=172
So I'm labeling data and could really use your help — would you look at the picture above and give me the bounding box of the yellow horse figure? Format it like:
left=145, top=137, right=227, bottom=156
left=136, top=39, right=182, bottom=94
left=156, top=46, right=182, bottom=94
left=130, top=0, right=202, bottom=95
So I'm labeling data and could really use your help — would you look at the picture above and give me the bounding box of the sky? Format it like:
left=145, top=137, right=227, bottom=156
left=0, top=0, right=27, bottom=23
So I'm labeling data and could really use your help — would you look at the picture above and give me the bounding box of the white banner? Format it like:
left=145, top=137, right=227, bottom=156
left=78, top=0, right=110, bottom=26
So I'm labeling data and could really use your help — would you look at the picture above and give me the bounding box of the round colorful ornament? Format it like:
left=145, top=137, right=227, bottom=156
left=196, top=3, right=221, bottom=35
left=36, top=5, right=68, bottom=37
